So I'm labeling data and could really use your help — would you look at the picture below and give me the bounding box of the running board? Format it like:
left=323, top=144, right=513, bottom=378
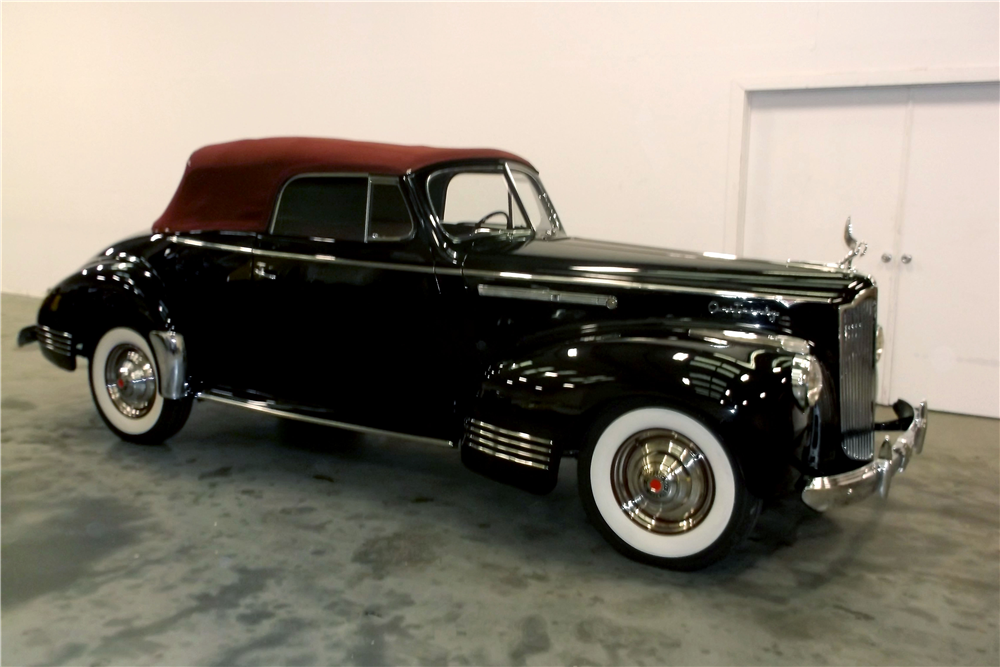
left=195, top=392, right=455, bottom=449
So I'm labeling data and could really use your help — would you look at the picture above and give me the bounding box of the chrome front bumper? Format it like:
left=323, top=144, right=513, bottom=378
left=801, top=400, right=928, bottom=512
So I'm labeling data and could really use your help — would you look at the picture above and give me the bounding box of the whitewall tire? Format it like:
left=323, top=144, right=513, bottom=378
left=89, top=327, right=191, bottom=444
left=579, top=405, right=761, bottom=570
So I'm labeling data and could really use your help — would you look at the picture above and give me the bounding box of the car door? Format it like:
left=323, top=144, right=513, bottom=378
left=154, top=231, right=257, bottom=394
left=251, top=174, right=449, bottom=438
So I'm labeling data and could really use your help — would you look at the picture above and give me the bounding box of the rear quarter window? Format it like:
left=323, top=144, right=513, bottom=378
left=272, top=176, right=368, bottom=241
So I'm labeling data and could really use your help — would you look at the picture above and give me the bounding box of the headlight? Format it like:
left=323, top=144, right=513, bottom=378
left=791, top=354, right=824, bottom=409
left=875, top=325, right=884, bottom=362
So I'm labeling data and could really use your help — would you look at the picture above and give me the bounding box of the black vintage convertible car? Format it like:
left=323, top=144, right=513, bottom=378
left=19, top=137, right=927, bottom=569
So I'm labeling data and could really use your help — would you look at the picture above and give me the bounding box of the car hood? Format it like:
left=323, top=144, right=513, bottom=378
left=461, top=236, right=867, bottom=303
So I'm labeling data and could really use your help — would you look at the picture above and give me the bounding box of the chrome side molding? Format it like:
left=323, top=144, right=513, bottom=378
left=168, top=235, right=838, bottom=304
left=196, top=391, right=456, bottom=448
left=461, top=267, right=836, bottom=304
left=168, top=235, right=436, bottom=274
left=149, top=330, right=188, bottom=400
left=478, top=284, right=618, bottom=310
left=688, top=328, right=811, bottom=354
left=167, top=235, right=253, bottom=254
left=36, top=325, right=74, bottom=357
left=463, top=419, right=555, bottom=470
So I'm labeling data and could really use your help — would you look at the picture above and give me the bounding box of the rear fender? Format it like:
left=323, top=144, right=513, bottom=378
left=37, top=255, right=174, bottom=360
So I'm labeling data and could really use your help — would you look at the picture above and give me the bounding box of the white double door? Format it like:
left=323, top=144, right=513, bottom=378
left=743, top=83, right=999, bottom=418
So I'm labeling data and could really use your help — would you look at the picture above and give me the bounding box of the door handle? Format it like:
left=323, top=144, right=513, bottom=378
left=880, top=252, right=893, bottom=263
left=901, top=254, right=913, bottom=264
left=254, top=262, right=277, bottom=280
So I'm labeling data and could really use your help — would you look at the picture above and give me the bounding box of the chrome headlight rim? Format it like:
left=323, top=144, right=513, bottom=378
left=791, top=354, right=824, bottom=410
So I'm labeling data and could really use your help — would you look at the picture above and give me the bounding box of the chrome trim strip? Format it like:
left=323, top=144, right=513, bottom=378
left=466, top=426, right=552, bottom=454
left=465, top=442, right=550, bottom=470
left=783, top=260, right=850, bottom=273
left=37, top=330, right=71, bottom=345
left=802, top=400, right=927, bottom=511
left=37, top=324, right=71, bottom=337
left=468, top=419, right=552, bottom=445
left=462, top=268, right=834, bottom=304
left=39, top=335, right=71, bottom=345
left=149, top=331, right=187, bottom=400
left=478, top=284, right=618, bottom=309
left=169, top=236, right=437, bottom=275
left=688, top=328, right=811, bottom=354
left=363, top=177, right=373, bottom=241
left=168, top=236, right=254, bottom=254
left=466, top=433, right=551, bottom=461
left=196, top=392, right=455, bottom=448
left=37, top=329, right=71, bottom=342
left=40, top=341, right=73, bottom=354
left=170, top=235, right=837, bottom=304
left=253, top=248, right=437, bottom=274
left=36, top=326, right=73, bottom=355
left=503, top=162, right=534, bottom=228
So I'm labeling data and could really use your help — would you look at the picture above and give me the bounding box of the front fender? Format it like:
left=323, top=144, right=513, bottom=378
left=469, top=328, right=813, bottom=498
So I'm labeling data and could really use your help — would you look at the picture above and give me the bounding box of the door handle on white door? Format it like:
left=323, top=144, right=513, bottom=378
left=881, top=252, right=893, bottom=263
left=901, top=254, right=913, bottom=264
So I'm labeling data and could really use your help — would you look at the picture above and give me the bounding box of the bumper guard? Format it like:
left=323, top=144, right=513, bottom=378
left=802, top=400, right=928, bottom=512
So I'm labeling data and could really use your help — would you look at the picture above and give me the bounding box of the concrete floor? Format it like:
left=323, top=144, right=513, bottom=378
left=2, top=292, right=997, bottom=667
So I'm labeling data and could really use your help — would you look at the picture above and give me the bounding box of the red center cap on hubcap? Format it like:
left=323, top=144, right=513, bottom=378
left=117, top=378, right=125, bottom=389
left=649, top=478, right=663, bottom=493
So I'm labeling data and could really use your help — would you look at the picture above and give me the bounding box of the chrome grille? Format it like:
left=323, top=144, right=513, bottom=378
left=839, top=291, right=877, bottom=460
left=37, top=325, right=73, bottom=357
left=463, top=419, right=554, bottom=470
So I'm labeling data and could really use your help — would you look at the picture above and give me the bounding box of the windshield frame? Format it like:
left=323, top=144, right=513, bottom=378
left=423, top=161, right=564, bottom=243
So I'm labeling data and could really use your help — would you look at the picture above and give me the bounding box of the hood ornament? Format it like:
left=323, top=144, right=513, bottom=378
left=839, top=216, right=867, bottom=270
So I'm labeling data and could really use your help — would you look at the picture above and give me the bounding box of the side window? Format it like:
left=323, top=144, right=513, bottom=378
left=272, top=176, right=368, bottom=241
left=368, top=181, right=414, bottom=241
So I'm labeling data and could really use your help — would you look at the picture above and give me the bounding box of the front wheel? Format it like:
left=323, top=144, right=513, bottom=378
left=579, top=406, right=761, bottom=570
left=89, top=327, right=191, bottom=445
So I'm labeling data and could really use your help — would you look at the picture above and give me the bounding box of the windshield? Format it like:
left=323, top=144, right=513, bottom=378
left=426, top=164, right=563, bottom=241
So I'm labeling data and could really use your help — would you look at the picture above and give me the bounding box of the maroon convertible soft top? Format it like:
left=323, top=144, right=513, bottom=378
left=152, top=137, right=532, bottom=234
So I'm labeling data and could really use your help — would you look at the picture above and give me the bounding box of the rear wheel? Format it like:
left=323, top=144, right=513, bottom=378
left=579, top=405, right=761, bottom=570
left=89, top=327, right=191, bottom=444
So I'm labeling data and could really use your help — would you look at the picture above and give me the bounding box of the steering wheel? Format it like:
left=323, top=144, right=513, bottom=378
left=475, top=210, right=512, bottom=228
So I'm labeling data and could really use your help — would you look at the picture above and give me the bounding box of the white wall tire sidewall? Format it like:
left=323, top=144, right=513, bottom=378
left=589, top=407, right=737, bottom=559
left=90, top=327, right=164, bottom=435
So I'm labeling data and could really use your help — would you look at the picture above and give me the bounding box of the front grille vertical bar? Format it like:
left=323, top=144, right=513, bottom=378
left=839, top=290, right=877, bottom=460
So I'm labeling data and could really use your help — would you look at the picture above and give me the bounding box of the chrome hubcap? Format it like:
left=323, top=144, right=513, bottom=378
left=104, top=344, right=156, bottom=418
left=610, top=428, right=715, bottom=534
